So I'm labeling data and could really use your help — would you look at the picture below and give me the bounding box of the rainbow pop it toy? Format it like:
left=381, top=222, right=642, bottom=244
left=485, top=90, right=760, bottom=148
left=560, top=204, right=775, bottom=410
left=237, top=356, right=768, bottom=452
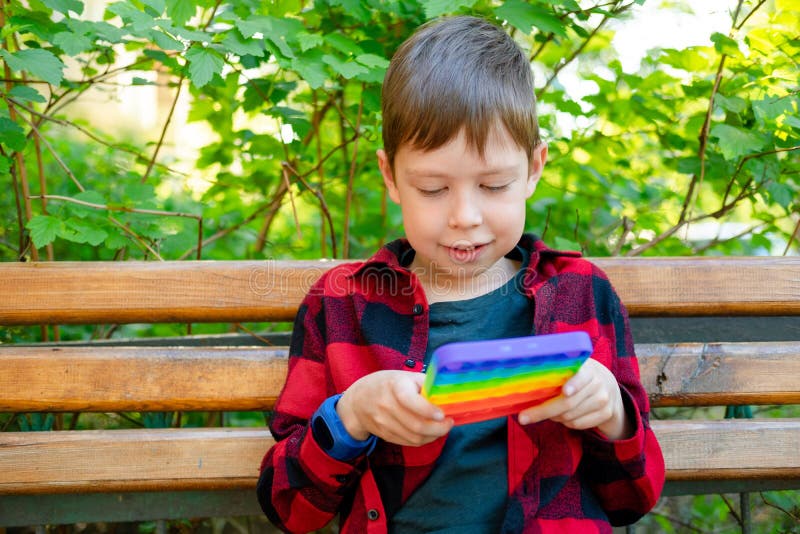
left=421, top=331, right=593, bottom=425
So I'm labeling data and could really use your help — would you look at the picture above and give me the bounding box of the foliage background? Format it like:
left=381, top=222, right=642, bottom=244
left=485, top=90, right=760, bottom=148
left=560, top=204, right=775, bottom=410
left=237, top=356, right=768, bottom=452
left=1, top=0, right=799, bottom=531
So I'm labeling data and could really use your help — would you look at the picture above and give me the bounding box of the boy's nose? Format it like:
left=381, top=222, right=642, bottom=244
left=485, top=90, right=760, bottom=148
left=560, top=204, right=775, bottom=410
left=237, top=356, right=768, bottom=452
left=448, top=194, right=482, bottom=228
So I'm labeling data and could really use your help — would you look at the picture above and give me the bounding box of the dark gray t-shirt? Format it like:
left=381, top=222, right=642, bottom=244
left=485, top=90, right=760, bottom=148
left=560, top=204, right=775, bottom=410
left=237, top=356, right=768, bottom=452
left=389, top=247, right=533, bottom=533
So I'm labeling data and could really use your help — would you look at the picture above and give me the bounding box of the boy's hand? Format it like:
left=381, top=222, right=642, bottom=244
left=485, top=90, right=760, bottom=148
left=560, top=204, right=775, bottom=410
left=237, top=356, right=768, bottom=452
left=517, top=359, right=634, bottom=440
left=336, top=370, right=454, bottom=447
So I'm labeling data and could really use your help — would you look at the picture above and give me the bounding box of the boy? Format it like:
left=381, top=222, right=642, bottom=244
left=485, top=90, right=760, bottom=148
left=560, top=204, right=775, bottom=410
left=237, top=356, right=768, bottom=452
left=258, top=15, right=664, bottom=533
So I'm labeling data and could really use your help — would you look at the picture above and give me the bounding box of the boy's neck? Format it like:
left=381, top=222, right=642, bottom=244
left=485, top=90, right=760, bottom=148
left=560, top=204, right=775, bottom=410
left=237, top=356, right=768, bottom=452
left=411, top=256, right=522, bottom=304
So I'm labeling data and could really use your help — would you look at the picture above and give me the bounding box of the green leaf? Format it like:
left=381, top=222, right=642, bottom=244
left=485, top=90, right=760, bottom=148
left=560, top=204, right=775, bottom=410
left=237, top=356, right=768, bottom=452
left=42, top=0, right=84, bottom=15
left=124, top=182, right=156, bottom=204
left=714, top=94, right=747, bottom=114
left=423, top=0, right=477, bottom=18
left=495, top=0, right=567, bottom=37
left=150, top=29, right=185, bottom=51
left=27, top=215, right=61, bottom=248
left=324, top=33, right=362, bottom=56
left=236, top=15, right=274, bottom=39
left=141, top=0, right=165, bottom=16
left=0, top=117, right=27, bottom=151
left=710, top=124, right=767, bottom=161
left=104, top=229, right=129, bottom=250
left=323, top=54, right=368, bottom=79
left=64, top=218, right=109, bottom=246
left=107, top=2, right=155, bottom=32
left=0, top=48, right=65, bottom=86
left=222, top=30, right=264, bottom=57
left=90, top=21, right=125, bottom=43
left=290, top=53, right=328, bottom=89
left=765, top=181, right=794, bottom=209
left=296, top=31, right=323, bottom=52
left=185, top=46, right=224, bottom=88
left=53, top=31, right=93, bottom=55
left=9, top=85, right=47, bottom=103
left=268, top=35, right=295, bottom=59
left=355, top=53, right=389, bottom=69
left=162, top=23, right=211, bottom=43
left=71, top=190, right=107, bottom=218
left=166, top=0, right=195, bottom=27
left=710, top=32, right=740, bottom=56
left=553, top=236, right=580, bottom=251
left=0, top=156, right=10, bottom=175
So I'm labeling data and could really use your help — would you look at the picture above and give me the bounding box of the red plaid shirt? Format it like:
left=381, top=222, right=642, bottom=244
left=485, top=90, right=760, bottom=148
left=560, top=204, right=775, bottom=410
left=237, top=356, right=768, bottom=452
left=258, top=235, right=664, bottom=533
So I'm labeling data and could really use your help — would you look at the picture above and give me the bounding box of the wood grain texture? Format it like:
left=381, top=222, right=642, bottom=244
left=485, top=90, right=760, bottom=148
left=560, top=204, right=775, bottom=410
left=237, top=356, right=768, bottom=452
left=655, top=419, right=800, bottom=481
left=1, top=421, right=798, bottom=495
left=0, top=428, right=270, bottom=495
left=1, top=257, right=799, bottom=325
left=2, top=342, right=799, bottom=411
left=0, top=346, right=288, bottom=412
left=637, top=341, right=800, bottom=406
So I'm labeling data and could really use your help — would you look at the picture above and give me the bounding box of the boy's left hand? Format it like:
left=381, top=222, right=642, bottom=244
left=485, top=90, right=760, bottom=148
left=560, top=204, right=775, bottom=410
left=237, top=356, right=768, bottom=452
left=517, top=359, right=634, bottom=440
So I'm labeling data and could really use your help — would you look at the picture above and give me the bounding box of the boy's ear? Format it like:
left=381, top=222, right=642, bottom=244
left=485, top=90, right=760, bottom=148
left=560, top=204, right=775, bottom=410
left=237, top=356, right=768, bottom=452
left=526, top=142, right=548, bottom=198
left=377, top=149, right=401, bottom=204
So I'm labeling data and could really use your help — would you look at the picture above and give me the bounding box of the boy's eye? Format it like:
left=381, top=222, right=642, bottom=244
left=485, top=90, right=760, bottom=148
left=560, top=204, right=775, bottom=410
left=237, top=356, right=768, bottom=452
left=418, top=187, right=446, bottom=196
left=482, top=183, right=511, bottom=192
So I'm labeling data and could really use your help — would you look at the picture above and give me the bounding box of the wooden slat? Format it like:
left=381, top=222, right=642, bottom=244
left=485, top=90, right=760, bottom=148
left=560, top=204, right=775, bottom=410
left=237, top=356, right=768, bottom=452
left=0, top=346, right=288, bottom=412
left=2, top=342, right=799, bottom=412
left=0, top=428, right=271, bottom=495
left=637, top=341, right=800, bottom=406
left=656, top=419, right=800, bottom=481
left=1, top=257, right=799, bottom=325
left=1, top=420, right=798, bottom=495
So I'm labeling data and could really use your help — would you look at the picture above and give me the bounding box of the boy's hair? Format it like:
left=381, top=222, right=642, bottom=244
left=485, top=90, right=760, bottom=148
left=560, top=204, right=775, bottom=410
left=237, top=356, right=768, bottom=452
left=381, top=16, right=540, bottom=168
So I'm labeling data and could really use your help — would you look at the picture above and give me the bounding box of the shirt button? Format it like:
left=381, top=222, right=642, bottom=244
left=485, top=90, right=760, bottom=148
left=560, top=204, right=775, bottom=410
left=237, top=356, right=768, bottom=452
left=367, top=509, right=380, bottom=521
left=412, top=303, right=424, bottom=315
left=404, top=358, right=416, bottom=369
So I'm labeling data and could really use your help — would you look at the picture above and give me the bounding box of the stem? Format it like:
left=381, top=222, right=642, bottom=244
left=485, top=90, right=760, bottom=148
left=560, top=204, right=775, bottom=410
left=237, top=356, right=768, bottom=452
left=342, top=84, right=365, bottom=259
left=7, top=96, right=186, bottom=176
left=784, top=217, right=800, bottom=256
left=32, top=194, right=201, bottom=221
left=282, top=165, right=302, bottom=241
left=7, top=104, right=85, bottom=192
left=283, top=161, right=338, bottom=258
left=142, top=73, right=185, bottom=184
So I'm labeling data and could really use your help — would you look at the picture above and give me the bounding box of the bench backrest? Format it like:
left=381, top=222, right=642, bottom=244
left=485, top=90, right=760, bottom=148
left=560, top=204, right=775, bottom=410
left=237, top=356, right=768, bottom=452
left=1, top=257, right=799, bottom=499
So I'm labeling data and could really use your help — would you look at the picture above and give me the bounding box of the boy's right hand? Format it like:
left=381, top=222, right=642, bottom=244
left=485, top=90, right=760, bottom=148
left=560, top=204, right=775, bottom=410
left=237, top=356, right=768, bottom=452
left=336, top=370, right=454, bottom=447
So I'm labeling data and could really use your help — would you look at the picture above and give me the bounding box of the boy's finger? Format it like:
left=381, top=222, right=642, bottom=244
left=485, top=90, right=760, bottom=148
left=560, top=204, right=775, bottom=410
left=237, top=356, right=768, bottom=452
left=391, top=373, right=445, bottom=421
left=518, top=396, right=567, bottom=425
left=563, top=360, right=594, bottom=396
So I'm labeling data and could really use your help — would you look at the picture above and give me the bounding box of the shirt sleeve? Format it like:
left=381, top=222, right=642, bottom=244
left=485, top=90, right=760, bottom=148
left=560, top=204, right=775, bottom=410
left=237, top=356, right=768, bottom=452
left=579, top=268, right=665, bottom=526
left=256, top=279, right=367, bottom=533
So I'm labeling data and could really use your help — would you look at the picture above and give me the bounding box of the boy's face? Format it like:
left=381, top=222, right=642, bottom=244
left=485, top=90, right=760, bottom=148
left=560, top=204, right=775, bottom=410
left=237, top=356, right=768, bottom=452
left=378, top=125, right=547, bottom=290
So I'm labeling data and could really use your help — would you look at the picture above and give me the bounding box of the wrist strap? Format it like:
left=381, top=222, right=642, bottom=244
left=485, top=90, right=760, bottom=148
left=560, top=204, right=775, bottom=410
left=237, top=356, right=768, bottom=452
left=311, top=394, right=377, bottom=461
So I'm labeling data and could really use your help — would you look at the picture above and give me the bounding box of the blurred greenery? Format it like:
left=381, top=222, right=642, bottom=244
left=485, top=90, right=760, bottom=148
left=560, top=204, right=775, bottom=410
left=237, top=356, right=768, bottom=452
left=1, top=0, right=799, bottom=531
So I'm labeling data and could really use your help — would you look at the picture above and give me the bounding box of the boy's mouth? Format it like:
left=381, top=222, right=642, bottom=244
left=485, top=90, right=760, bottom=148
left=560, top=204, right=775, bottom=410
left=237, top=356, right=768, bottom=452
left=446, top=242, right=487, bottom=264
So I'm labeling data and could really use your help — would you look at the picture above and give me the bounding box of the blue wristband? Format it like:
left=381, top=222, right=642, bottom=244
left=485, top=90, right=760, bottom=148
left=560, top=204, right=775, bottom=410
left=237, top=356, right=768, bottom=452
left=311, top=394, right=377, bottom=461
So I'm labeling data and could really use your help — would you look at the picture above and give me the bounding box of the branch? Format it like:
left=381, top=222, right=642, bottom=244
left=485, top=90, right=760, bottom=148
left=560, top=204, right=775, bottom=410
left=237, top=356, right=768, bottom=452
left=5, top=96, right=186, bottom=177
left=5, top=99, right=86, bottom=192
left=759, top=491, right=800, bottom=522
left=141, top=73, right=185, bottom=184
left=691, top=222, right=769, bottom=254
left=283, top=161, right=338, bottom=258
left=784, top=217, right=800, bottom=256
left=31, top=194, right=201, bottom=221
left=536, top=1, right=632, bottom=99
left=721, top=145, right=800, bottom=207
left=342, top=84, right=365, bottom=259
left=178, top=192, right=286, bottom=261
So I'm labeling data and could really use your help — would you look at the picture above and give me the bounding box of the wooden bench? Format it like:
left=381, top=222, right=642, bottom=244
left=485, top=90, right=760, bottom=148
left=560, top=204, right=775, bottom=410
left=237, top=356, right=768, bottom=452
left=1, top=257, right=799, bottom=529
